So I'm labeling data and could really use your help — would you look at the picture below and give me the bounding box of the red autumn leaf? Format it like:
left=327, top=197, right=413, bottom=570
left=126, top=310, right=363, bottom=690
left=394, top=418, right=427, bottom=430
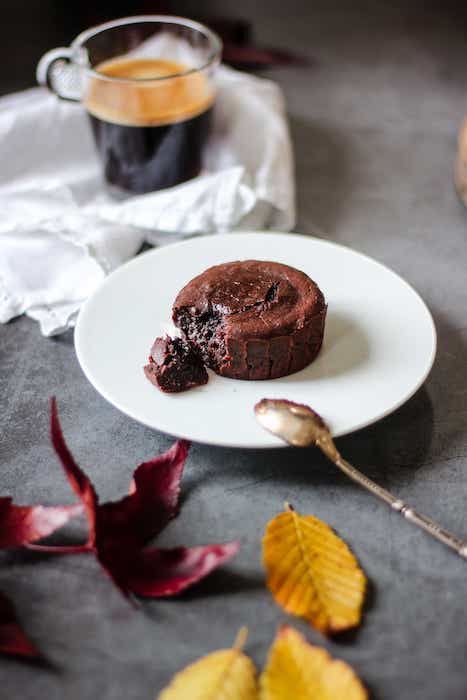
left=98, top=439, right=190, bottom=547
left=0, top=592, right=40, bottom=658
left=97, top=543, right=240, bottom=598
left=0, top=429, right=83, bottom=660
left=0, top=497, right=82, bottom=549
left=50, top=399, right=98, bottom=545
left=34, top=398, right=239, bottom=599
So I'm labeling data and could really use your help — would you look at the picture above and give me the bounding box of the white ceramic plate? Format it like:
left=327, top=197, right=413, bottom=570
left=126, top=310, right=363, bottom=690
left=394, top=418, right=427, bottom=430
left=75, top=232, right=436, bottom=448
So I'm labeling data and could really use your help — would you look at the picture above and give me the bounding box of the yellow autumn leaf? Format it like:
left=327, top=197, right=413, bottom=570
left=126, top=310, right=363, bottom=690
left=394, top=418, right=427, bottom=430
left=259, top=625, right=367, bottom=700
left=156, top=628, right=258, bottom=700
left=262, top=504, right=366, bottom=633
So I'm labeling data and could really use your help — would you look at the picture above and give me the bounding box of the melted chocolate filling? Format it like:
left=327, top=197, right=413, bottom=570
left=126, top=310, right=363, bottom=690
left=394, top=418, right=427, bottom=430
left=175, top=282, right=281, bottom=373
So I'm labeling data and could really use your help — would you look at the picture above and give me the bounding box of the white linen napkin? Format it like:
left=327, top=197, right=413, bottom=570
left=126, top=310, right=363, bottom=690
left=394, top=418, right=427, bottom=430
left=0, top=65, right=295, bottom=336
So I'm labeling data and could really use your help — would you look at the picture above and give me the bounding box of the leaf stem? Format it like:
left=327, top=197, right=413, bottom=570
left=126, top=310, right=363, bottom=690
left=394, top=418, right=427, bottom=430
left=233, top=627, right=248, bottom=652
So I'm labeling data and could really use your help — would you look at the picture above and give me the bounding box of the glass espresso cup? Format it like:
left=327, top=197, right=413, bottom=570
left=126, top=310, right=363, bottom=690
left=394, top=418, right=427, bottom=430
left=37, top=16, right=222, bottom=194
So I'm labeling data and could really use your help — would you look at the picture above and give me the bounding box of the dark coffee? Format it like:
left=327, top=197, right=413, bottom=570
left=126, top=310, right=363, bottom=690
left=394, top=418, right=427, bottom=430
left=84, top=58, right=214, bottom=194
left=88, top=107, right=212, bottom=193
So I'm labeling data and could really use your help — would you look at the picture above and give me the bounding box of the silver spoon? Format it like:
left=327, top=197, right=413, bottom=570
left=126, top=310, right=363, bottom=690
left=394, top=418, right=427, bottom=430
left=255, top=398, right=467, bottom=560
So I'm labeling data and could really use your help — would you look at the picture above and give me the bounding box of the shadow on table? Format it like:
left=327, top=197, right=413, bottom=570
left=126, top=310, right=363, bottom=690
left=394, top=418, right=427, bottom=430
left=162, top=567, right=265, bottom=602
left=338, top=385, right=435, bottom=487
left=50, top=328, right=75, bottom=346
left=196, top=386, right=434, bottom=495
left=200, top=308, right=467, bottom=499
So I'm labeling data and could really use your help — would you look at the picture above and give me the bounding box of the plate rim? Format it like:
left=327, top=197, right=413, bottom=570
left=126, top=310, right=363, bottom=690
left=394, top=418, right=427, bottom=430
left=75, top=231, right=437, bottom=448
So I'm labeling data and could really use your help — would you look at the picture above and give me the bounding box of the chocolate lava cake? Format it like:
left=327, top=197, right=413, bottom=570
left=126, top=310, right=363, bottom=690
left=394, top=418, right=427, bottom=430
left=172, top=260, right=326, bottom=380
left=144, top=336, right=208, bottom=393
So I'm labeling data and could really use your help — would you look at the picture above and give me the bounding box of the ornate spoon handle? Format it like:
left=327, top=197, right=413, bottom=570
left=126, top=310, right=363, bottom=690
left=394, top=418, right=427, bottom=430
left=254, top=398, right=467, bottom=561
left=332, top=452, right=467, bottom=559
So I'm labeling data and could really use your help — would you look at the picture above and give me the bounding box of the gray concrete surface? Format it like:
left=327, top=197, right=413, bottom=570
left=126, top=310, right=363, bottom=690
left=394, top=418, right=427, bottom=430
left=1, top=1, right=467, bottom=698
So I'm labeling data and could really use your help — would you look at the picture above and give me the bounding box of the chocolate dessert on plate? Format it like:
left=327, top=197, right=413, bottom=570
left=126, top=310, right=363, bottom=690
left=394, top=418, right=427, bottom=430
left=144, top=260, right=326, bottom=392
left=173, top=260, right=326, bottom=381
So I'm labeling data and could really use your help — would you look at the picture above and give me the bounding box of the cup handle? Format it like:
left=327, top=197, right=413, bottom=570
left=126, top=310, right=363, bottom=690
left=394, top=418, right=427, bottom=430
left=36, top=47, right=81, bottom=102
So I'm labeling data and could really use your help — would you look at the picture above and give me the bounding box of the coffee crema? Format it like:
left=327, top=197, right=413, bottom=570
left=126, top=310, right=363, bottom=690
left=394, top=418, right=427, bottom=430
left=84, top=58, right=214, bottom=193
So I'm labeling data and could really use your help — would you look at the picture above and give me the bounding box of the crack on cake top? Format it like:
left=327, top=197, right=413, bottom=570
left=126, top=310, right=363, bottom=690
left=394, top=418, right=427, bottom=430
left=210, top=279, right=284, bottom=318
